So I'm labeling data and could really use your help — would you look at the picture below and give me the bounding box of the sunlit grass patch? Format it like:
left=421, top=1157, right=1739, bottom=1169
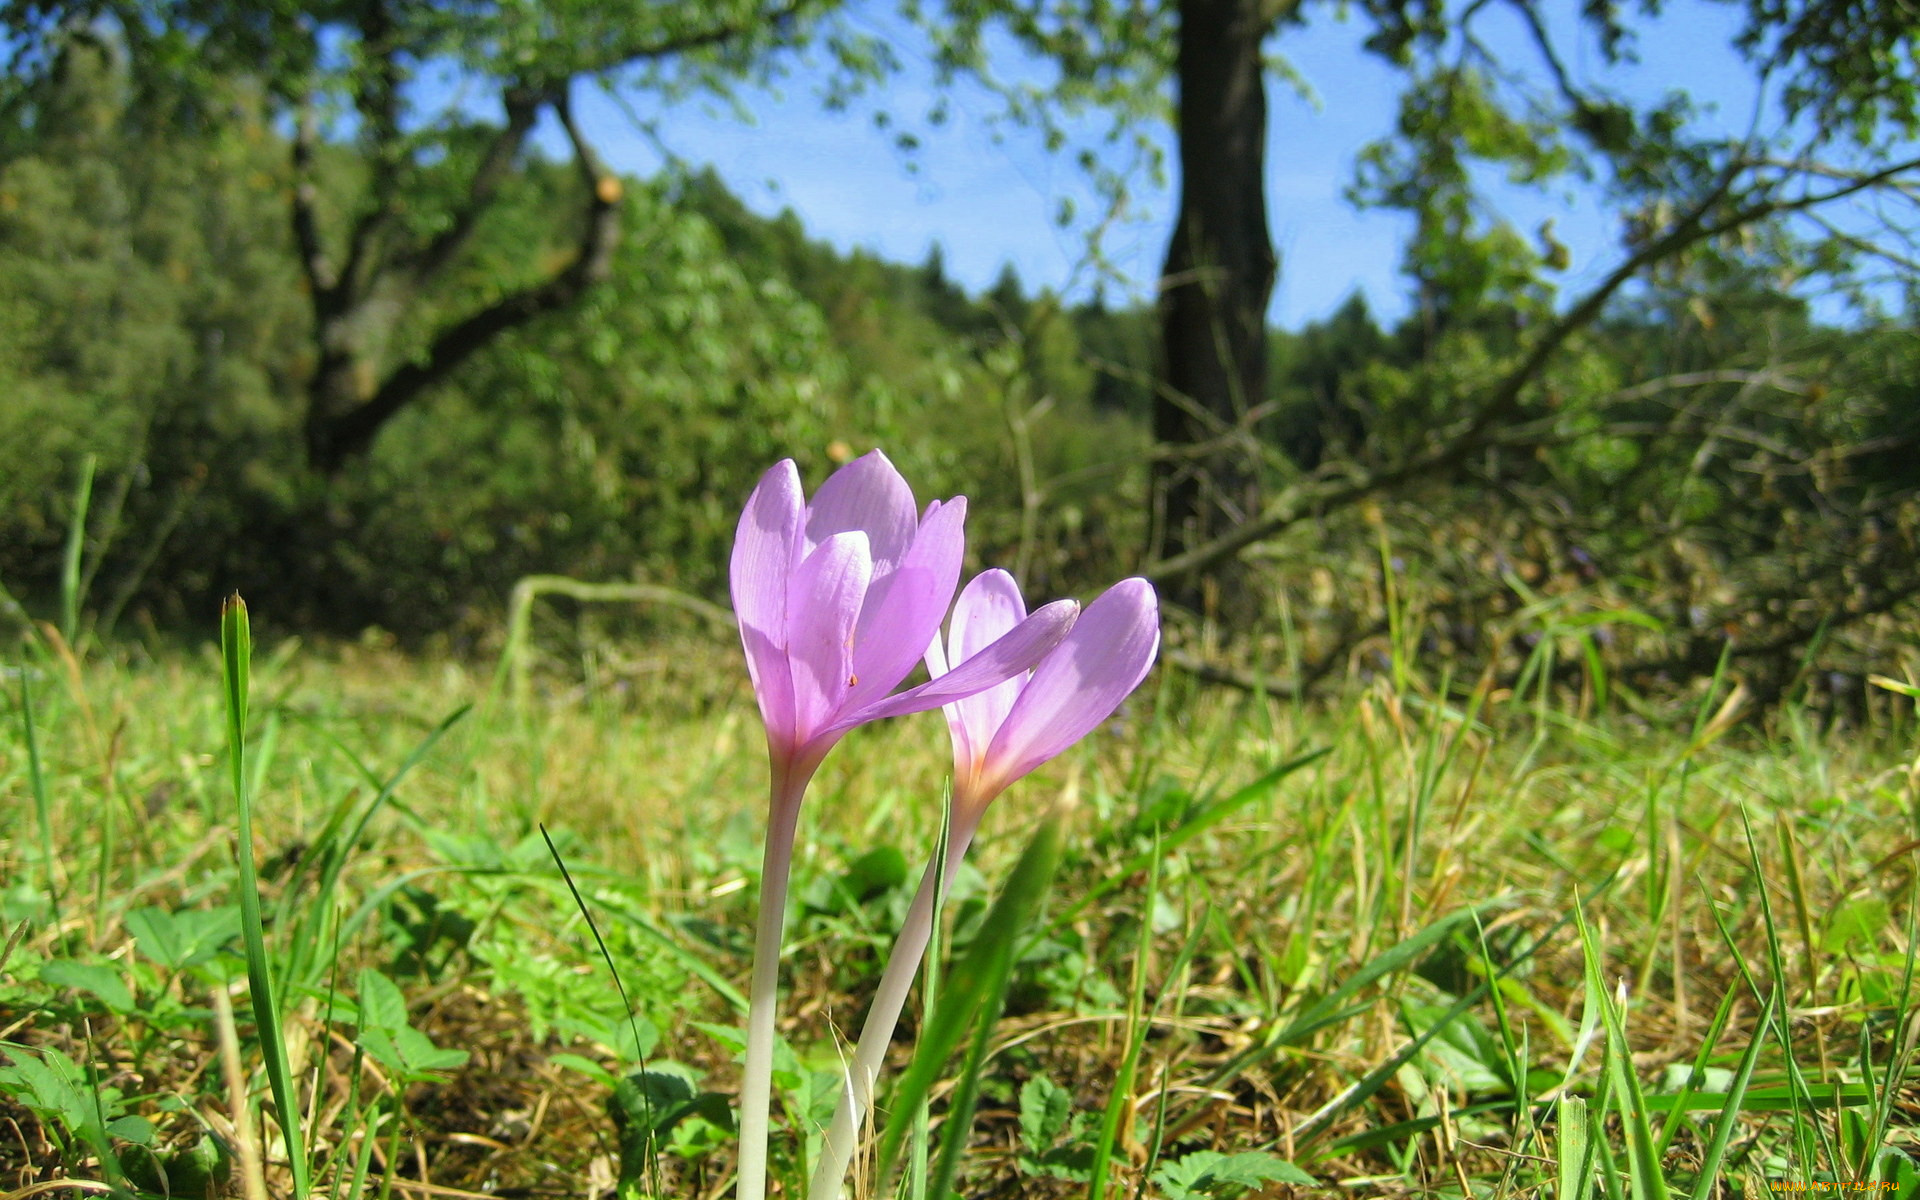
left=2, top=626, right=1916, bottom=1198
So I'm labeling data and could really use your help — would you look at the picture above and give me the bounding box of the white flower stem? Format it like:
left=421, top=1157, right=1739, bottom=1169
left=808, top=816, right=978, bottom=1200
left=738, top=758, right=816, bottom=1200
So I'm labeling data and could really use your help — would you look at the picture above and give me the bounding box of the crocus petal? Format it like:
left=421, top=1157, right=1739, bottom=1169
left=983, top=579, right=1159, bottom=787
left=803, top=450, right=917, bottom=574
left=939, top=569, right=1028, bottom=770
left=731, top=461, right=805, bottom=737
left=741, top=624, right=797, bottom=750
left=731, top=460, right=803, bottom=641
left=842, top=598, right=1080, bottom=729
left=784, top=531, right=873, bottom=744
left=844, top=498, right=967, bottom=712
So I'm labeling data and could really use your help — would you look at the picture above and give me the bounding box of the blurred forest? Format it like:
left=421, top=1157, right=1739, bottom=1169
left=2, top=0, right=1918, bottom=708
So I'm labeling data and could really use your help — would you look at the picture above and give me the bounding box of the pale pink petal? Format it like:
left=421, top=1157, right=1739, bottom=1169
left=922, top=623, right=966, bottom=760
left=941, top=570, right=1028, bottom=770
left=841, top=598, right=1079, bottom=730
left=730, top=459, right=803, bottom=638
left=784, top=532, right=872, bottom=744
left=803, top=450, right=917, bottom=573
left=742, top=625, right=796, bottom=751
left=730, top=461, right=804, bottom=739
left=844, top=498, right=966, bottom=712
left=982, top=579, right=1159, bottom=787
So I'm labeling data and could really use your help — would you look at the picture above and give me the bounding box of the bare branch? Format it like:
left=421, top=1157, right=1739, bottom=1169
left=398, top=85, right=546, bottom=288
left=1143, top=150, right=1920, bottom=585
left=289, top=101, right=338, bottom=301
left=337, top=0, right=407, bottom=300
left=600, top=0, right=817, bottom=66
left=311, top=85, right=623, bottom=472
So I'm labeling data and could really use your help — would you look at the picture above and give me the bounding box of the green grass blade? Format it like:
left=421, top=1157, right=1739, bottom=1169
left=1086, top=837, right=1160, bottom=1200
left=59, top=454, right=95, bottom=646
left=1686, top=990, right=1772, bottom=1200
left=1036, top=749, right=1328, bottom=943
left=1574, top=899, right=1670, bottom=1200
left=1295, top=879, right=1619, bottom=1152
left=1737, top=806, right=1839, bottom=1175
left=18, top=665, right=62, bottom=930
left=1656, top=983, right=1741, bottom=1153
left=1205, top=903, right=1487, bottom=1089
left=1860, top=881, right=1918, bottom=1176
left=1558, top=1096, right=1592, bottom=1200
left=287, top=703, right=472, bottom=983
left=540, top=824, right=662, bottom=1195
left=881, top=806, right=1068, bottom=1188
left=223, top=595, right=310, bottom=1200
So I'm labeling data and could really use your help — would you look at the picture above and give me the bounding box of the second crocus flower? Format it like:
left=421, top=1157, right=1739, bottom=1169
left=809, top=572, right=1160, bottom=1200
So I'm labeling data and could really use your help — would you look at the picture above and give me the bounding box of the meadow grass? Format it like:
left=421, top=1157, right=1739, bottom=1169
left=1, top=618, right=1916, bottom=1199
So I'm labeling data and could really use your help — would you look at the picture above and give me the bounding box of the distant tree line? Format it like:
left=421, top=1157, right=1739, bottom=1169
left=2, top=0, right=1917, bottom=707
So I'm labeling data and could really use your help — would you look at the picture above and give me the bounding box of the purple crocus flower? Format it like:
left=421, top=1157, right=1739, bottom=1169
left=810, top=571, right=1159, bottom=1200
left=731, top=454, right=1079, bottom=783
left=729, top=452, right=1077, bottom=1200
left=927, top=571, right=1160, bottom=821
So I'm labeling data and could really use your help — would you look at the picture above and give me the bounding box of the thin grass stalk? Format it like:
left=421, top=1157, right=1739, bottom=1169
left=213, top=985, right=273, bottom=1200
left=59, top=454, right=95, bottom=648
left=19, top=667, right=62, bottom=931
left=221, top=595, right=310, bottom=1200
left=542, top=825, right=664, bottom=1194
left=1859, top=885, right=1918, bottom=1178
left=1034, top=751, right=1325, bottom=946
left=1128, top=905, right=1206, bottom=1183
left=1656, top=984, right=1741, bottom=1155
left=1086, top=839, right=1160, bottom=1200
left=1573, top=902, right=1670, bottom=1200
left=1685, top=990, right=1772, bottom=1200
left=285, top=706, right=470, bottom=989
left=1473, top=913, right=1529, bottom=1121
left=1738, top=807, right=1841, bottom=1175
left=1774, top=812, right=1831, bottom=1077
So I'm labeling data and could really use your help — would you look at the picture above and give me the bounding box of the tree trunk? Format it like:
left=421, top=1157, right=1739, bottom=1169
left=1154, top=0, right=1277, bottom=621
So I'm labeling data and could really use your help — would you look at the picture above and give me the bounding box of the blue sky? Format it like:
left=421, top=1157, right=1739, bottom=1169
left=566, top=0, right=1770, bottom=329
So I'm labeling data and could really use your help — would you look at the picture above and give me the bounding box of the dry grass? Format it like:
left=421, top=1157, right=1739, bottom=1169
left=2, top=629, right=1916, bottom=1198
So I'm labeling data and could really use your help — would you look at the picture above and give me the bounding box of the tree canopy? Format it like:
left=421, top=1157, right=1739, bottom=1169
left=2, top=0, right=1917, bottom=705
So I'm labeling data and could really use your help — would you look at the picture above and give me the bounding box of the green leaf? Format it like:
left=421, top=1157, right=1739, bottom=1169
left=1152, top=1150, right=1316, bottom=1198
left=609, top=1067, right=733, bottom=1187
left=355, top=968, right=410, bottom=1034
left=124, top=906, right=241, bottom=970
left=356, top=1027, right=468, bottom=1079
left=38, top=959, right=135, bottom=1013
left=1018, top=1075, right=1072, bottom=1155
left=549, top=1053, right=619, bottom=1087
left=107, top=1115, right=155, bottom=1145
left=0, top=1046, right=112, bottom=1135
left=1823, top=897, right=1889, bottom=953
left=395, top=1027, right=469, bottom=1073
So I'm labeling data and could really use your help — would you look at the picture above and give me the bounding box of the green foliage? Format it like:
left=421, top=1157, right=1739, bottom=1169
left=1016, top=1074, right=1095, bottom=1181
left=0, top=49, right=1159, bottom=638
left=1151, top=1150, right=1316, bottom=1198
left=4, top=613, right=1919, bottom=1196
